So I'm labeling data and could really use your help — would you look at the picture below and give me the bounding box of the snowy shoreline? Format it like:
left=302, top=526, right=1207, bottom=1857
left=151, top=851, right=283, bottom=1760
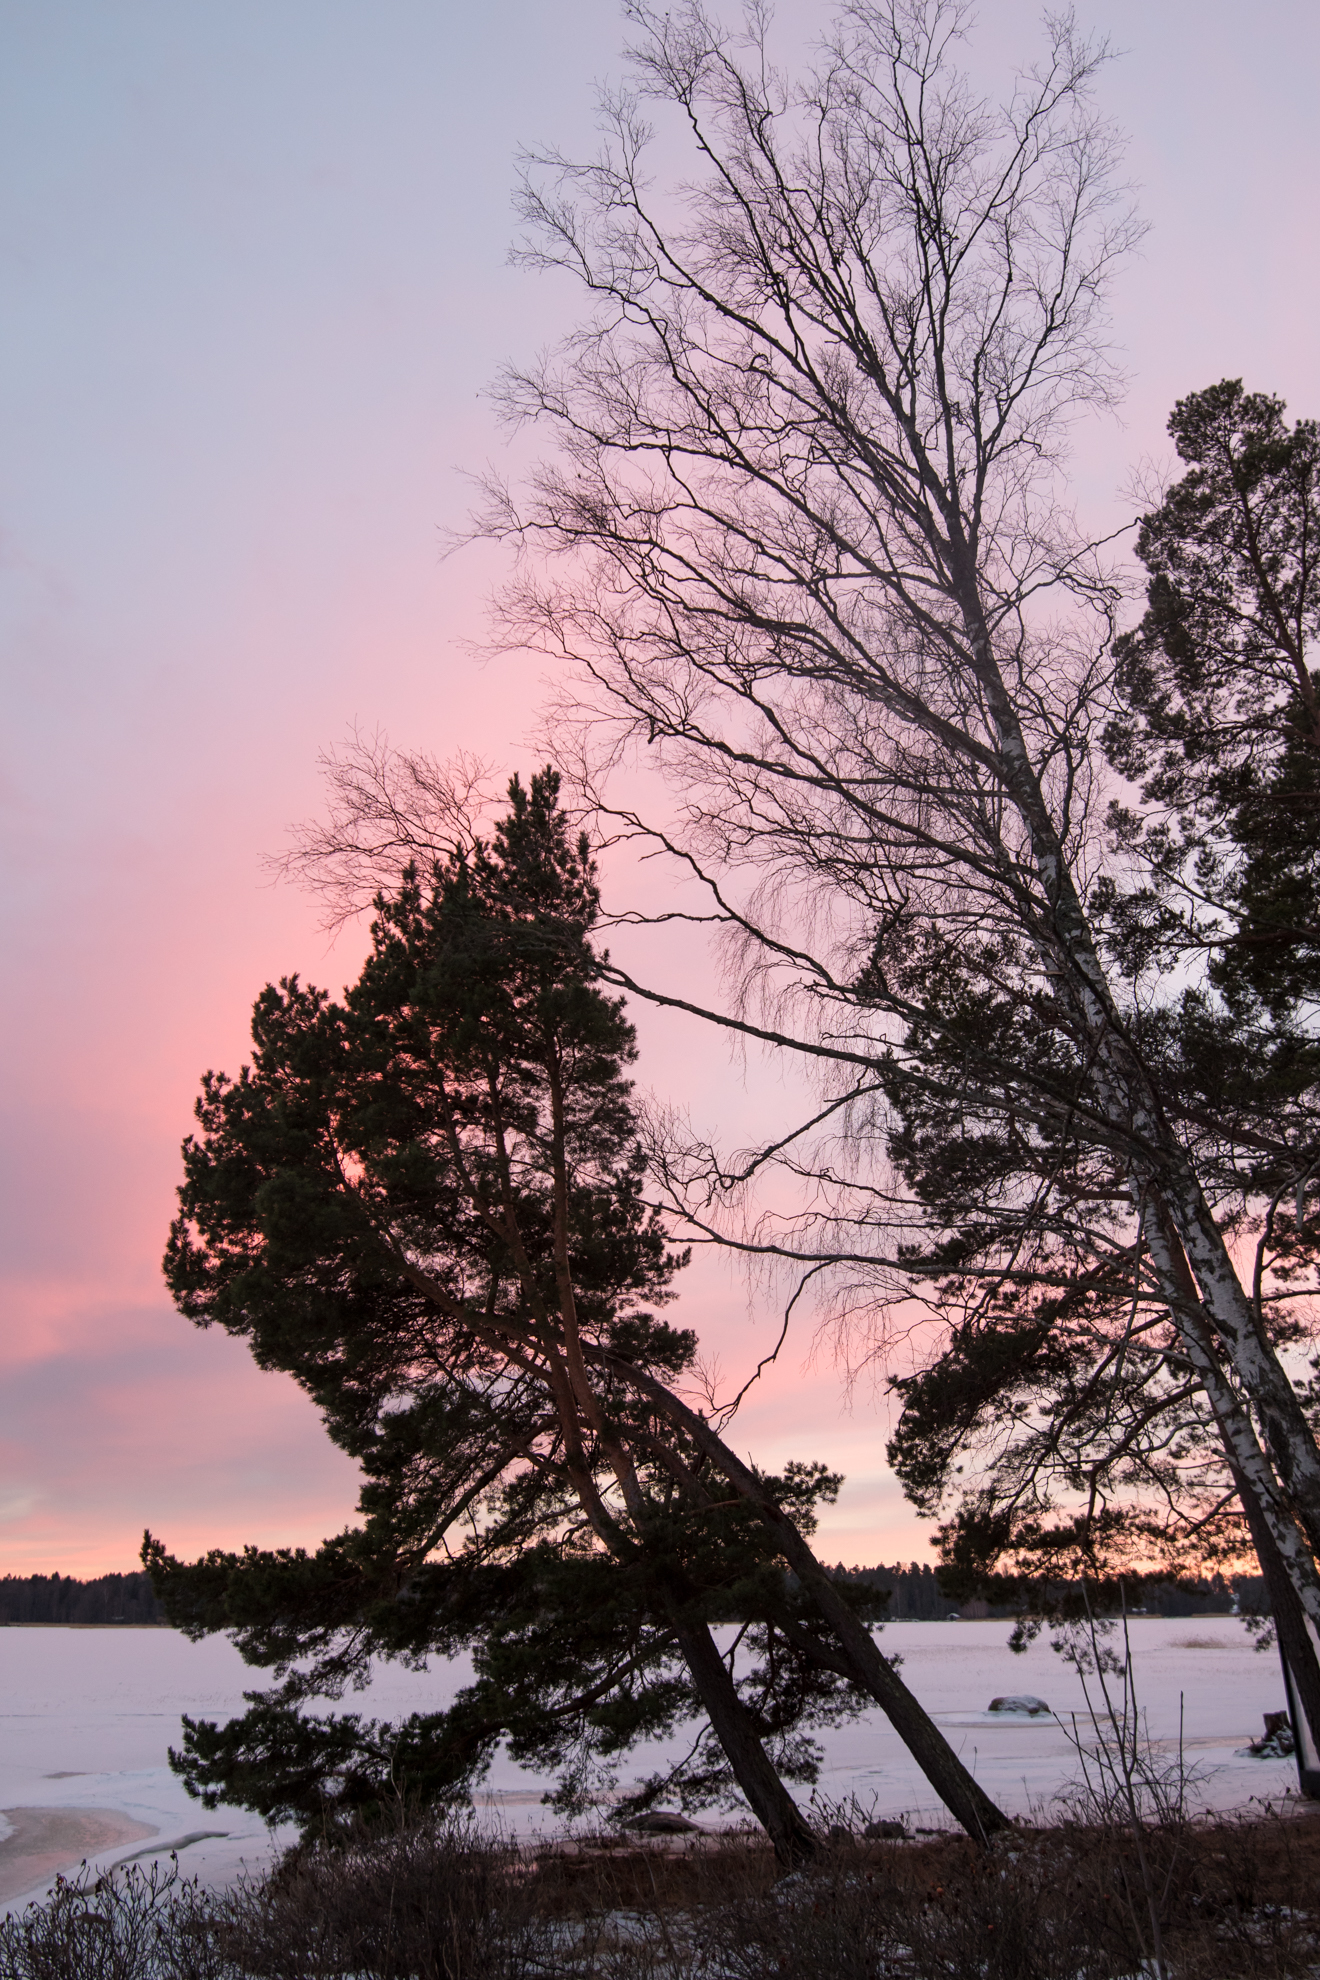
left=1, top=1616, right=1301, bottom=1913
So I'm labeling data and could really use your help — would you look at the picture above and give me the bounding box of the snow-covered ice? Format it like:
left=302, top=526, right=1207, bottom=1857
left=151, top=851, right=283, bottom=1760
left=0, top=1616, right=1302, bottom=1911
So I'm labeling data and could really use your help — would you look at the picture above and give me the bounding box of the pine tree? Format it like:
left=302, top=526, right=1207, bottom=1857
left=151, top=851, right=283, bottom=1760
left=1105, top=378, right=1320, bottom=1015
left=149, top=771, right=1007, bottom=1858
left=879, top=383, right=1320, bottom=1730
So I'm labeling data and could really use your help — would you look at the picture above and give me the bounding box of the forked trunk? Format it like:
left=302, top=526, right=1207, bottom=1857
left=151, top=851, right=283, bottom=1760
left=610, top=1353, right=1013, bottom=1842
left=1143, top=1202, right=1320, bottom=1637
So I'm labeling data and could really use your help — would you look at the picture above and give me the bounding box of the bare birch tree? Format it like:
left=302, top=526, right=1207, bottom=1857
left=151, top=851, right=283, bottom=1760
left=475, top=0, right=1320, bottom=1654
left=269, top=728, right=495, bottom=935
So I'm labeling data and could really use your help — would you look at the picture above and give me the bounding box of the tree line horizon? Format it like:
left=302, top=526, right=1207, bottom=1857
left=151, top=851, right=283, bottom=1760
left=0, top=1566, right=1264, bottom=1629
left=134, top=0, right=1317, bottom=1866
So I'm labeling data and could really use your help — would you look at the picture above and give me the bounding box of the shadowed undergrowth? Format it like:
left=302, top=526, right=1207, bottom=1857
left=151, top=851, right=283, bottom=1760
left=3, top=1807, right=1320, bottom=1979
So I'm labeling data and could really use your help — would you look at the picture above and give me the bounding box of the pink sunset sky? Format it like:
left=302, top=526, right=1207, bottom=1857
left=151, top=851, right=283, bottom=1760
left=1, top=0, right=1316, bottom=1576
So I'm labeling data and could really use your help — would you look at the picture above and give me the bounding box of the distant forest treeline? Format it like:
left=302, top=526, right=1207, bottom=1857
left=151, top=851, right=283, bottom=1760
left=1, top=1563, right=1263, bottom=1627
left=0, top=1571, right=164, bottom=1625
left=832, top=1564, right=1263, bottom=1621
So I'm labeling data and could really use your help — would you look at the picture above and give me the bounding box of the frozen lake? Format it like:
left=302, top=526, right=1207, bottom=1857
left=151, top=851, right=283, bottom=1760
left=0, top=1616, right=1302, bottom=1910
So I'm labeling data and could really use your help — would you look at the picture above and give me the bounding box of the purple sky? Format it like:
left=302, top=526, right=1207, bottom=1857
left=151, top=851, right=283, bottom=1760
left=2, top=0, right=1316, bottom=1573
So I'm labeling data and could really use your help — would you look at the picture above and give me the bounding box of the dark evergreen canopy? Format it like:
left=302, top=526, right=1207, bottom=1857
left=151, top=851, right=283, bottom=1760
left=871, top=385, right=1320, bottom=1712
left=149, top=770, right=1006, bottom=1858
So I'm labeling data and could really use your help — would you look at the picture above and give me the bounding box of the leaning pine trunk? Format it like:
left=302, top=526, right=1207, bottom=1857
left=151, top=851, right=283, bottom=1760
left=608, top=1352, right=1012, bottom=1841
left=669, top=1612, right=818, bottom=1868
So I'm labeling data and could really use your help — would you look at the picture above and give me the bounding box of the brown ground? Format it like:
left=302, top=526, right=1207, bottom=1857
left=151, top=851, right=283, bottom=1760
left=509, top=1803, right=1320, bottom=1975
left=519, top=1801, right=1320, bottom=1917
left=8, top=1804, right=1316, bottom=1976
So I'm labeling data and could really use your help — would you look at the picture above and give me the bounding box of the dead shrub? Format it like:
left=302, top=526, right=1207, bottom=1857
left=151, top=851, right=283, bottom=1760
left=212, top=1815, right=562, bottom=1980
left=2, top=1806, right=1318, bottom=1978
left=0, top=1860, right=227, bottom=1980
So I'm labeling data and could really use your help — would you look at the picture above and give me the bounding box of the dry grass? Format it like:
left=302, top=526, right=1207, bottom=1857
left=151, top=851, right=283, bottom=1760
left=532, top=1810, right=1320, bottom=1978
left=3, top=1805, right=1319, bottom=1977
